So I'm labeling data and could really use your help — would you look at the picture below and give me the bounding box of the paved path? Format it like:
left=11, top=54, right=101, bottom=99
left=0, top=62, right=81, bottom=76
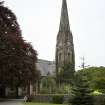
left=0, top=99, right=23, bottom=105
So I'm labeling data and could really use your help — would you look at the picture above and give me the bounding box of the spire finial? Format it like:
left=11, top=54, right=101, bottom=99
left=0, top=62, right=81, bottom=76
left=59, top=0, right=70, bottom=31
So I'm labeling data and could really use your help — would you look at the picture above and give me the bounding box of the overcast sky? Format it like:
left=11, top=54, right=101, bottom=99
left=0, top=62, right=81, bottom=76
left=5, top=0, right=105, bottom=69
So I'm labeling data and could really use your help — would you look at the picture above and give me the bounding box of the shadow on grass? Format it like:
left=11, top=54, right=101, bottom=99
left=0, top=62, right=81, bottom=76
left=24, top=102, right=67, bottom=105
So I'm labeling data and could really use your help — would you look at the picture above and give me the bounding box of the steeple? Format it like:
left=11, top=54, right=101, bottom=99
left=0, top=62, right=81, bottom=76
left=59, top=0, right=70, bottom=31
left=55, top=0, right=75, bottom=80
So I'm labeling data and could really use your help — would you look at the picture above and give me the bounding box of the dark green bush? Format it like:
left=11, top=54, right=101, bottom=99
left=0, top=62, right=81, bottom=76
left=52, top=95, right=64, bottom=104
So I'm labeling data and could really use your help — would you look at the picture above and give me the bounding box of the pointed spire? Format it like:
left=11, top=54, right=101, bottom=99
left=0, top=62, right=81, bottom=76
left=59, top=0, right=70, bottom=31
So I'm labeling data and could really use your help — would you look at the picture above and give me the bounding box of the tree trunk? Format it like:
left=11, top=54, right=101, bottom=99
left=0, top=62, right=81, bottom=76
left=0, top=85, right=5, bottom=98
left=16, top=86, right=19, bottom=98
left=27, top=81, right=30, bottom=96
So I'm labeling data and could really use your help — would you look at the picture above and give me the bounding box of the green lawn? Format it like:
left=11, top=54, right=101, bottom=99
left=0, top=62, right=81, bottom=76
left=24, top=102, right=67, bottom=105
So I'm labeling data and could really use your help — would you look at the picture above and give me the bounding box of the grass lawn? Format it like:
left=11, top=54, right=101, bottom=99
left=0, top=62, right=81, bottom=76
left=24, top=102, right=67, bottom=105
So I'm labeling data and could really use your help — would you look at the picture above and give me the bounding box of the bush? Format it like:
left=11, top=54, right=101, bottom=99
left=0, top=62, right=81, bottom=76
left=52, top=95, right=64, bottom=104
left=40, top=88, right=50, bottom=94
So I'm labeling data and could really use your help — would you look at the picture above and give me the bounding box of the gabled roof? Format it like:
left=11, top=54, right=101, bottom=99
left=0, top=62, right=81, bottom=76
left=36, top=59, right=55, bottom=76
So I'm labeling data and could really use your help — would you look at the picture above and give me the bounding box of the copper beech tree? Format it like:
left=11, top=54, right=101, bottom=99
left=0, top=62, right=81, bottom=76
left=0, top=1, right=39, bottom=96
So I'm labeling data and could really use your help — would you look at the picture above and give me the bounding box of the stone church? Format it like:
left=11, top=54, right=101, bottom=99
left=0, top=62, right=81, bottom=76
left=38, top=0, right=75, bottom=78
left=38, top=0, right=75, bottom=84
left=56, top=0, right=75, bottom=77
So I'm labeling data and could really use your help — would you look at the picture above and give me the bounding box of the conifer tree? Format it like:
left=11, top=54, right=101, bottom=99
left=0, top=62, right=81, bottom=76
left=70, top=74, right=94, bottom=105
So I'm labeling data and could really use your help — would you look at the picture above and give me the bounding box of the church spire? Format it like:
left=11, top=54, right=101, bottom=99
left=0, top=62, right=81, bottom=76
left=56, top=0, right=75, bottom=80
left=59, top=0, right=70, bottom=31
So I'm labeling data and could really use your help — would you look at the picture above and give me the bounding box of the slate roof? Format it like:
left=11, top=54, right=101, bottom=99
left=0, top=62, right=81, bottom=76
left=36, top=59, right=55, bottom=76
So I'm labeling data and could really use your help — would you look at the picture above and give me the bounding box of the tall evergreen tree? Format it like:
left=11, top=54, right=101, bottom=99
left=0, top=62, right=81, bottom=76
left=70, top=74, right=94, bottom=105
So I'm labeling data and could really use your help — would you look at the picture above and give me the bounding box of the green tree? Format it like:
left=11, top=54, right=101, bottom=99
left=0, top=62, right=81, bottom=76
left=76, top=67, right=105, bottom=93
left=57, top=63, right=75, bottom=84
left=70, top=74, right=94, bottom=105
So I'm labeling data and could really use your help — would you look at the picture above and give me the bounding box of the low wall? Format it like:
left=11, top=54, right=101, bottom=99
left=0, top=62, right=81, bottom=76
left=94, top=95, right=105, bottom=105
left=32, top=94, right=105, bottom=104
left=32, top=94, right=69, bottom=103
left=33, top=95, right=52, bottom=103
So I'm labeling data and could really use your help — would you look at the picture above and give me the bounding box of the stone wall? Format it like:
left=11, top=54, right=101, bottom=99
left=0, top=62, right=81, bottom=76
left=32, top=94, right=105, bottom=104
left=94, top=95, right=105, bottom=105
left=32, top=94, right=69, bottom=103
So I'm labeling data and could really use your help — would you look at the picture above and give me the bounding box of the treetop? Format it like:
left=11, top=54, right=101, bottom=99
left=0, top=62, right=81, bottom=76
left=0, top=1, right=4, bottom=6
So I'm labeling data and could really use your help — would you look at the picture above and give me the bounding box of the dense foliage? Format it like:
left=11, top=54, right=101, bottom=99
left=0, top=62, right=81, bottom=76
left=57, top=63, right=75, bottom=84
left=76, top=67, right=105, bottom=93
left=52, top=95, right=64, bottom=104
left=70, top=74, right=94, bottom=105
left=0, top=1, right=39, bottom=95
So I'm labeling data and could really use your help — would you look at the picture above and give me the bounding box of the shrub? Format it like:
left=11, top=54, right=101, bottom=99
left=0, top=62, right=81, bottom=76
left=40, top=88, right=50, bottom=94
left=52, top=95, right=64, bottom=104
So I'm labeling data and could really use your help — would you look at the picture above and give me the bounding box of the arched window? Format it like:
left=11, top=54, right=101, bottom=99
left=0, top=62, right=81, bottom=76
left=68, top=52, right=73, bottom=63
left=59, top=53, right=62, bottom=63
left=68, top=53, right=70, bottom=58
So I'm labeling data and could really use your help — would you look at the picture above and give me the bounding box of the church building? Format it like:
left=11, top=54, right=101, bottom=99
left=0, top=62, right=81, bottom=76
left=55, top=0, right=75, bottom=78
